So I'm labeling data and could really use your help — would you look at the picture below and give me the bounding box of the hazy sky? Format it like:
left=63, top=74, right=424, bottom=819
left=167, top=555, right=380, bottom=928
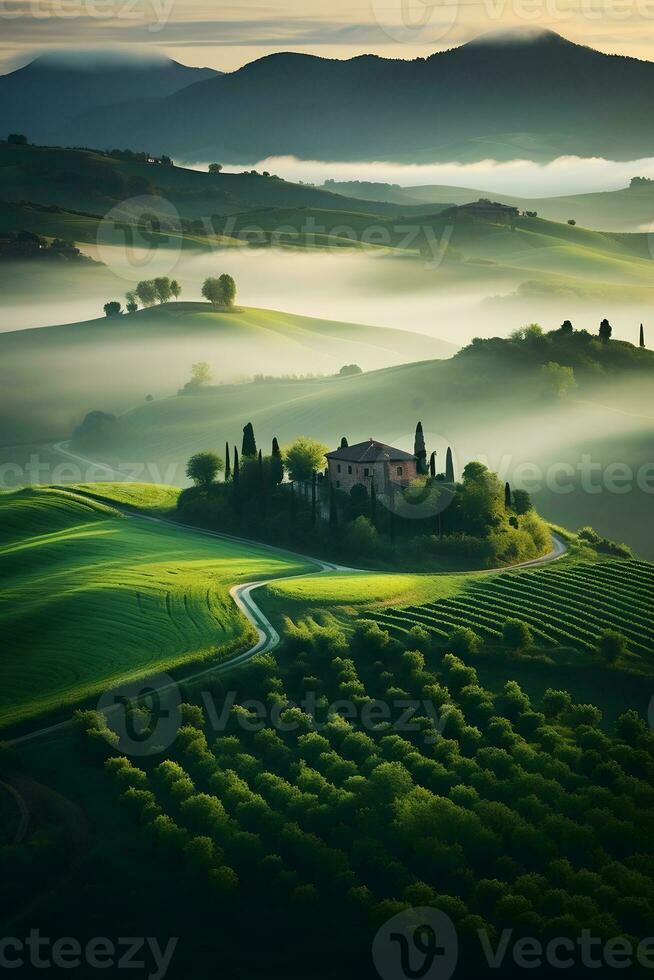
left=2, top=0, right=654, bottom=73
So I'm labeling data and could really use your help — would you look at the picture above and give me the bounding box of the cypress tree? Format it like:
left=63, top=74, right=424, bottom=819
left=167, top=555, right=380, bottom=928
left=429, top=451, right=437, bottom=478
left=640, top=324, right=646, bottom=349
left=233, top=447, right=240, bottom=517
left=599, top=318, right=612, bottom=342
left=370, top=479, right=377, bottom=522
left=445, top=447, right=455, bottom=483
left=311, top=471, right=317, bottom=527
left=414, top=421, right=427, bottom=475
left=242, top=422, right=257, bottom=457
left=271, top=437, right=283, bottom=484
left=340, top=436, right=349, bottom=449
left=225, top=442, right=231, bottom=481
left=289, top=482, right=296, bottom=522
left=505, top=482, right=512, bottom=509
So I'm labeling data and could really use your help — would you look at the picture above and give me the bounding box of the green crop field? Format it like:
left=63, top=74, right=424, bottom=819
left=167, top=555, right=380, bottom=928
left=0, top=487, right=314, bottom=729
left=263, top=550, right=654, bottom=674
left=365, top=558, right=654, bottom=670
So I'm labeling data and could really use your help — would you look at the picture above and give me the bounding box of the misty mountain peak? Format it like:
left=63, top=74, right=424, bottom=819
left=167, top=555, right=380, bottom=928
left=462, top=27, right=575, bottom=48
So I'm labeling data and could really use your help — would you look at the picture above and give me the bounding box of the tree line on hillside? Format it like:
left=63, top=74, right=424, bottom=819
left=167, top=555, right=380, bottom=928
left=103, top=274, right=237, bottom=318
left=0, top=230, right=86, bottom=262
left=458, top=319, right=649, bottom=399
left=178, top=421, right=551, bottom=570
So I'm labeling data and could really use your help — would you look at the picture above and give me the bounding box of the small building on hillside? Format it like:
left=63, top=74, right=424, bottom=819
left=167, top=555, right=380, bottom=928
left=456, top=200, right=520, bottom=222
left=326, top=439, right=418, bottom=494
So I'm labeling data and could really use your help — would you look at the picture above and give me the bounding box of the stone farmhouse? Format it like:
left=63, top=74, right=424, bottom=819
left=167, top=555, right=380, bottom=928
left=326, top=439, right=418, bottom=494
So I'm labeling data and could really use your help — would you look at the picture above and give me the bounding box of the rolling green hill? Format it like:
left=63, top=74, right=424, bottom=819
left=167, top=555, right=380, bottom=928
left=0, top=486, right=313, bottom=729
left=263, top=548, right=654, bottom=673
left=211, top=206, right=654, bottom=299
left=0, top=303, right=452, bottom=444
left=73, top=328, right=654, bottom=558
left=324, top=181, right=654, bottom=233
left=0, top=142, right=403, bottom=222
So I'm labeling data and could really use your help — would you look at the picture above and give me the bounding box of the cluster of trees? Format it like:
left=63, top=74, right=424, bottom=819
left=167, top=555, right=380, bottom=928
left=104, top=273, right=238, bottom=316
left=85, top=612, right=654, bottom=973
left=185, top=426, right=326, bottom=491
left=578, top=525, right=632, bottom=559
left=179, top=421, right=548, bottom=570
left=106, top=148, right=173, bottom=166
left=208, top=163, right=277, bottom=179
left=461, top=320, right=649, bottom=394
left=201, top=274, right=237, bottom=308
left=1, top=230, right=84, bottom=262
left=103, top=277, right=181, bottom=317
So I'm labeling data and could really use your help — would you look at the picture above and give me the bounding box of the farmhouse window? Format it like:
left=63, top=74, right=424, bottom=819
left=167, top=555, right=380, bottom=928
left=397, top=466, right=403, bottom=476
left=337, top=464, right=341, bottom=473
left=348, top=466, right=352, bottom=474
left=364, top=468, right=370, bottom=477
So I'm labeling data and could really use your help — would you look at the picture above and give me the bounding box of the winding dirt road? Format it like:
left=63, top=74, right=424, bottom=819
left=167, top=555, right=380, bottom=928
left=5, top=446, right=568, bottom=748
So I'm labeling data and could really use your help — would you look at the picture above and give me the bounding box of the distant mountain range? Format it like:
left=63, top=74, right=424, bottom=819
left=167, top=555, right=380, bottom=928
left=2, top=31, right=654, bottom=164
left=0, top=51, right=218, bottom=145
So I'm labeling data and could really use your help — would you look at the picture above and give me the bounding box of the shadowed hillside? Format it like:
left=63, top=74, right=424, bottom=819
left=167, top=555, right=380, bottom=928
left=27, top=31, right=654, bottom=164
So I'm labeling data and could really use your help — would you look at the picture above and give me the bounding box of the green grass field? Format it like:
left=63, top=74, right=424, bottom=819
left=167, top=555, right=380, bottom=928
left=365, top=558, right=654, bottom=671
left=0, top=486, right=314, bottom=729
left=63, top=482, right=180, bottom=514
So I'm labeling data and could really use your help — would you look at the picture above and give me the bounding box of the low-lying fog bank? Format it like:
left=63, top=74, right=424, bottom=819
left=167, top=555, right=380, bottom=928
left=1, top=247, right=649, bottom=350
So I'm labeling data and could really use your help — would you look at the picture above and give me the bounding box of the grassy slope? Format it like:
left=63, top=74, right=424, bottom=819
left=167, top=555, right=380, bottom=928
left=0, top=303, right=451, bottom=445
left=262, top=543, right=654, bottom=686
left=0, top=143, right=402, bottom=220
left=325, top=181, right=654, bottom=232
left=214, top=208, right=654, bottom=298
left=0, top=486, right=313, bottom=729
left=63, top=481, right=180, bottom=513
left=94, top=340, right=654, bottom=558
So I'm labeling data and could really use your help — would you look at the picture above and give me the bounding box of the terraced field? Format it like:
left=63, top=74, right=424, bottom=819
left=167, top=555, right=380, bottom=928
left=0, top=487, right=313, bottom=729
left=367, top=558, right=654, bottom=669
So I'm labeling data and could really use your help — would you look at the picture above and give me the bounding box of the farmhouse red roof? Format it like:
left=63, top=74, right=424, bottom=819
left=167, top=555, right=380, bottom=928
left=326, top=439, right=416, bottom=463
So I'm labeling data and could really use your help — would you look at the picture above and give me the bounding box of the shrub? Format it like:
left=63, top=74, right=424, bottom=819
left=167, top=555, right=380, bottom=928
left=502, top=619, right=533, bottom=650
left=597, top=630, right=627, bottom=663
left=447, top=627, right=482, bottom=657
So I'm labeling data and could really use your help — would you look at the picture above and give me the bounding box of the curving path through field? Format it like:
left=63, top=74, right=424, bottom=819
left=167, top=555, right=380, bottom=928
left=5, top=442, right=568, bottom=746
